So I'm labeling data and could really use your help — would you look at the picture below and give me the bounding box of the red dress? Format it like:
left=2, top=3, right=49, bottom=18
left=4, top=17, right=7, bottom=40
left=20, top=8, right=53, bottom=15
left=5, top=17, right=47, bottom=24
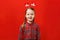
left=18, top=22, right=40, bottom=40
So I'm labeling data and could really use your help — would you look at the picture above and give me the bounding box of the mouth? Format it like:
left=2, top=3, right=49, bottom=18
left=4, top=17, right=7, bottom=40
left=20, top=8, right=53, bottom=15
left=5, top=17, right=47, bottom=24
left=29, top=17, right=32, bottom=19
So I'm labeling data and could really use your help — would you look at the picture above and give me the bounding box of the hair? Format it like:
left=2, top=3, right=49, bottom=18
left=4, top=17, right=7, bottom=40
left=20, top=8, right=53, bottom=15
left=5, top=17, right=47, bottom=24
left=21, top=7, right=35, bottom=28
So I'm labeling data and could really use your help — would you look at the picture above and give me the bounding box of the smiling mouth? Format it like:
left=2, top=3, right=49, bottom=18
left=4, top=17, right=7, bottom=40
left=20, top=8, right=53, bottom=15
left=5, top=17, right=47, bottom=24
left=29, top=17, right=32, bottom=19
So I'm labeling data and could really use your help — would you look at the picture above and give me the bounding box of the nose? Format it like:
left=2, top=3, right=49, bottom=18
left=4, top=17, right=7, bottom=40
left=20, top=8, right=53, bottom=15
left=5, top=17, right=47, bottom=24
left=29, top=15, right=32, bottom=17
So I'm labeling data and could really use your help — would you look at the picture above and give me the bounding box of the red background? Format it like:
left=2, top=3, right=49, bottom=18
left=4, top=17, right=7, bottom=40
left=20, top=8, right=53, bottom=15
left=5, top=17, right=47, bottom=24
left=0, top=0, right=60, bottom=40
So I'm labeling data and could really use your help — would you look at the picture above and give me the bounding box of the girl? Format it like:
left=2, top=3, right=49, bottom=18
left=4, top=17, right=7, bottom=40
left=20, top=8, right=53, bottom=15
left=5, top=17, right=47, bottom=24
left=18, top=8, right=40, bottom=40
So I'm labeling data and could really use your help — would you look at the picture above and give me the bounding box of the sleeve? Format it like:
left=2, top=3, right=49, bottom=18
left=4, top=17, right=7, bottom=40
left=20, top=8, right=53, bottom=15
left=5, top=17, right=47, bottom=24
left=37, top=25, right=40, bottom=40
left=18, top=26, right=24, bottom=40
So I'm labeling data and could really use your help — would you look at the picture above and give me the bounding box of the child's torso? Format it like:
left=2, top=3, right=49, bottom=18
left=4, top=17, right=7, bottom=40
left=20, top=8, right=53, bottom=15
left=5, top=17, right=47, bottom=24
left=23, top=22, right=38, bottom=40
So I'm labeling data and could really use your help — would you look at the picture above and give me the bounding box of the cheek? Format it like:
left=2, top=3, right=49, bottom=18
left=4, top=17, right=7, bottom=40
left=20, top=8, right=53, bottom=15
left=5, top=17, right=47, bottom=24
left=32, top=15, right=35, bottom=19
left=25, top=15, right=29, bottom=19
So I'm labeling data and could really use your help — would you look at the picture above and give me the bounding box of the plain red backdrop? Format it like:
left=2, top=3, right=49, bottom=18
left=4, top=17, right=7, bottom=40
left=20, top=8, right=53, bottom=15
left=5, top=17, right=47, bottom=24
left=0, top=0, right=60, bottom=40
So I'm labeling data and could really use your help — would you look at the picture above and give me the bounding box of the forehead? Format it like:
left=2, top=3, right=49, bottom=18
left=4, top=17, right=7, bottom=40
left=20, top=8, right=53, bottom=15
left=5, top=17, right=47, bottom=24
left=26, top=9, right=34, bottom=13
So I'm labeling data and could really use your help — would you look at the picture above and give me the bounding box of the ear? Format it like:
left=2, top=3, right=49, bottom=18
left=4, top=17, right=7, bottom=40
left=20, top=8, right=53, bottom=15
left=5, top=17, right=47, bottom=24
left=25, top=3, right=29, bottom=7
left=31, top=3, right=36, bottom=6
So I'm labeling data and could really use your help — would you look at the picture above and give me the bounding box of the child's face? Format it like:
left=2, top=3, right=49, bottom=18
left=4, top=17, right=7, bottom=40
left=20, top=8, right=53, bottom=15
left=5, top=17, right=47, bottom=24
left=26, top=9, right=35, bottom=22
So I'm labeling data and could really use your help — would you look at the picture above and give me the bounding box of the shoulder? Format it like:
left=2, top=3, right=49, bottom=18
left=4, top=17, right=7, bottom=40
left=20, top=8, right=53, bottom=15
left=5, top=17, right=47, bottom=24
left=19, top=25, right=23, bottom=30
left=33, top=22, right=40, bottom=28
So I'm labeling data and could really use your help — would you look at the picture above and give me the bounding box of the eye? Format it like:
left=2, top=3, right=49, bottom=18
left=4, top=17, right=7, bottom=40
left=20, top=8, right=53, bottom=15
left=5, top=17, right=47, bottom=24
left=27, top=14, right=29, bottom=15
left=31, top=14, right=33, bottom=15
